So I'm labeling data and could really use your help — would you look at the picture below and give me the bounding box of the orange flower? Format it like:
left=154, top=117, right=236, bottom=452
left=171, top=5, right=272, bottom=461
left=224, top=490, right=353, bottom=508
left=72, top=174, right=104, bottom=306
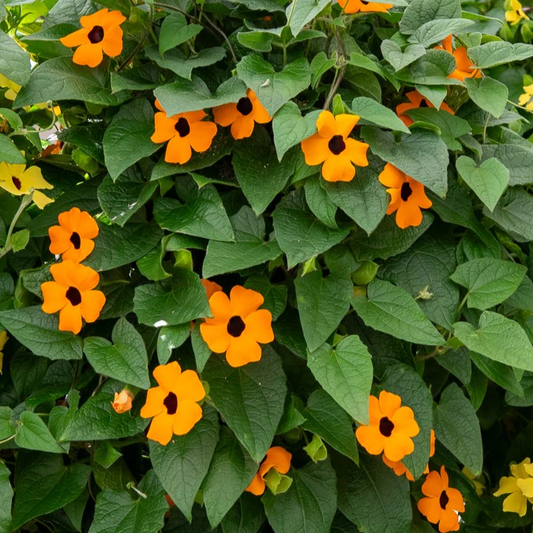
left=383, top=429, right=436, bottom=481
left=60, top=8, right=126, bottom=68
left=337, top=0, right=393, bottom=13
left=140, top=361, right=205, bottom=445
left=200, top=286, right=274, bottom=368
left=212, top=89, right=271, bottom=140
left=246, top=446, right=292, bottom=496
left=436, top=35, right=481, bottom=82
left=151, top=100, right=217, bottom=164
left=41, top=260, right=106, bottom=334
left=112, top=389, right=134, bottom=413
left=201, top=279, right=222, bottom=300
left=378, top=163, right=432, bottom=229
left=356, top=390, right=420, bottom=462
left=418, top=466, right=465, bottom=533
left=41, top=141, right=64, bottom=157
left=48, top=207, right=99, bottom=263
left=396, top=90, right=455, bottom=127
left=301, top=111, right=369, bottom=182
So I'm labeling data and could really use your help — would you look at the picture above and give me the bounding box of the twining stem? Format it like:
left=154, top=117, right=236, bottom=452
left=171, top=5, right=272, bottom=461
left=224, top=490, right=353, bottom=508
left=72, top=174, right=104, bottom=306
left=0, top=192, right=33, bottom=260
left=117, top=5, right=154, bottom=71
left=0, top=434, right=15, bottom=446
left=323, top=62, right=346, bottom=110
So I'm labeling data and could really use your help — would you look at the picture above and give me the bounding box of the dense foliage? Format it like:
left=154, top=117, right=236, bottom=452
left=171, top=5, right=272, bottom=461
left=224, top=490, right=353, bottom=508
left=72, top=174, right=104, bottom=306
left=3, top=0, right=533, bottom=531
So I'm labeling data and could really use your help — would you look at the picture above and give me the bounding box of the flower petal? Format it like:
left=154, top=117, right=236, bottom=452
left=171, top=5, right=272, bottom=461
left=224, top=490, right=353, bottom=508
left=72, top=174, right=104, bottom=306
left=246, top=474, right=265, bottom=495
left=244, top=309, right=274, bottom=344
left=213, top=103, right=240, bottom=126
left=101, top=25, right=123, bottom=57
left=396, top=199, right=423, bottom=229
left=439, top=508, right=460, bottom=532
left=188, top=121, right=217, bottom=153
left=60, top=28, right=90, bottom=48
left=345, top=138, right=369, bottom=167
left=206, top=290, right=233, bottom=323
left=200, top=323, right=232, bottom=353
left=49, top=225, right=71, bottom=255
left=230, top=286, right=264, bottom=318
left=175, top=369, right=205, bottom=402
left=230, top=115, right=255, bottom=140
left=301, top=134, right=329, bottom=166
left=165, top=135, right=192, bottom=164
left=378, top=390, right=402, bottom=418
left=226, top=335, right=262, bottom=367
left=41, top=281, right=67, bottom=314
left=417, top=497, right=442, bottom=524
left=391, top=406, right=419, bottom=437
left=259, top=446, right=292, bottom=477
left=335, top=114, right=359, bottom=137
left=79, top=290, right=106, bottom=323
left=147, top=412, right=175, bottom=445
left=141, top=386, right=167, bottom=418
left=173, top=400, right=203, bottom=435
left=383, top=431, right=414, bottom=462
left=59, top=304, right=83, bottom=334
left=356, top=424, right=385, bottom=455
left=422, top=470, right=444, bottom=498
left=316, top=110, right=337, bottom=139
left=73, top=43, right=104, bottom=68
left=322, top=154, right=355, bottom=182
left=153, top=361, right=182, bottom=392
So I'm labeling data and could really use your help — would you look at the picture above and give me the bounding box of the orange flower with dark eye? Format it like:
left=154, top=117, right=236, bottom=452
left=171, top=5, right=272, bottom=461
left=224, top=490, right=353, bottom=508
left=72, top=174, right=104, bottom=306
left=356, top=390, right=420, bottom=462
left=396, top=90, right=455, bottom=127
left=383, top=429, right=436, bottom=481
left=212, top=89, right=271, bottom=140
left=378, top=163, right=432, bottom=229
left=60, top=8, right=126, bottom=68
left=48, top=207, right=99, bottom=263
left=112, top=389, right=134, bottom=414
left=246, top=446, right=292, bottom=496
left=151, top=100, right=217, bottom=164
left=200, top=286, right=274, bottom=368
left=41, top=260, right=106, bottom=334
left=140, top=361, right=205, bottom=445
left=418, top=466, right=465, bottom=533
left=301, top=111, right=369, bottom=182
left=337, top=0, right=393, bottom=13
left=201, top=279, right=222, bottom=300
left=435, top=35, right=482, bottom=82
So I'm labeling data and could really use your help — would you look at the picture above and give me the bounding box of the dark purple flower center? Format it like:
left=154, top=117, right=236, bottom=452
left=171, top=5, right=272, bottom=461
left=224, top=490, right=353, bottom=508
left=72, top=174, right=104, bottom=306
left=401, top=182, right=413, bottom=201
left=175, top=117, right=190, bottom=137
left=236, top=97, right=253, bottom=116
left=227, top=315, right=246, bottom=337
left=439, top=490, right=449, bottom=510
left=379, top=416, right=394, bottom=437
left=88, top=25, right=104, bottom=44
left=66, top=287, right=82, bottom=306
left=164, top=392, right=178, bottom=415
left=11, top=176, right=22, bottom=190
left=70, top=232, right=81, bottom=250
left=328, top=135, right=346, bottom=155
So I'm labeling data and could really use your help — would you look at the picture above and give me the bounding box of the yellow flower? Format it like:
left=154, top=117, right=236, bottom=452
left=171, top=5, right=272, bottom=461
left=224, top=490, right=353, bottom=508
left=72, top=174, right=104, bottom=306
left=519, top=83, right=533, bottom=110
left=0, top=330, right=7, bottom=374
left=506, top=0, right=529, bottom=25
left=0, top=162, right=54, bottom=209
left=0, top=74, right=21, bottom=101
left=494, top=458, right=533, bottom=517
left=463, top=467, right=485, bottom=496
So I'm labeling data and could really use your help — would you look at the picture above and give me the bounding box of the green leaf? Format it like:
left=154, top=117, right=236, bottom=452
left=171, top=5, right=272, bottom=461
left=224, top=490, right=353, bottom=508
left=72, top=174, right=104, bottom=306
left=350, top=213, right=433, bottom=261
left=202, top=346, right=287, bottom=462
left=307, top=335, right=373, bottom=424
left=84, top=221, right=164, bottom=272
left=233, top=127, right=299, bottom=215
left=98, top=167, right=158, bottom=226
left=324, top=157, right=388, bottom=235
left=0, top=407, right=15, bottom=441
left=310, top=51, right=336, bottom=87
left=381, top=40, right=426, bottom=71
left=351, top=279, right=445, bottom=346
left=470, top=351, right=523, bottom=398
left=0, top=306, right=83, bottom=361
left=263, top=459, right=337, bottom=533
left=236, top=56, right=311, bottom=116
left=352, top=97, right=410, bottom=134
left=395, top=50, right=462, bottom=86
left=399, top=0, right=461, bottom=35
left=0, top=29, right=30, bottom=86
left=89, top=470, right=167, bottom=533
left=0, top=463, right=13, bottom=533
left=229, top=0, right=285, bottom=10
left=14, top=58, right=126, bottom=108
left=286, top=0, right=329, bottom=37
left=84, top=318, right=150, bottom=390
left=244, top=273, right=288, bottom=321
left=464, top=77, right=509, bottom=119
left=15, top=411, right=65, bottom=454
left=149, top=405, right=219, bottom=521
left=468, top=41, right=533, bottom=69
left=133, top=268, right=210, bottom=327
left=453, top=311, right=533, bottom=372
left=361, top=127, right=449, bottom=197
left=303, top=389, right=359, bottom=463
left=159, top=13, right=202, bottom=55
left=103, top=98, right=159, bottom=181
left=482, top=143, right=533, bottom=187
left=380, top=235, right=459, bottom=330
left=408, top=18, right=475, bottom=47
left=157, top=323, right=190, bottom=365
left=60, top=381, right=148, bottom=441
left=12, top=453, right=91, bottom=530
left=272, top=102, right=320, bottom=161
left=154, top=186, right=234, bottom=242
left=304, top=178, right=339, bottom=229
left=451, top=258, right=526, bottom=310
left=238, top=31, right=274, bottom=52
left=10, top=228, right=30, bottom=252
left=456, top=156, right=509, bottom=212
left=0, top=134, right=25, bottom=164
left=382, top=364, right=433, bottom=480
left=203, top=427, right=258, bottom=528
left=155, top=76, right=247, bottom=116
left=221, top=493, right=266, bottom=533
left=336, top=454, right=412, bottom=533
left=433, top=383, right=483, bottom=475
left=273, top=189, right=350, bottom=269
left=295, top=270, right=353, bottom=351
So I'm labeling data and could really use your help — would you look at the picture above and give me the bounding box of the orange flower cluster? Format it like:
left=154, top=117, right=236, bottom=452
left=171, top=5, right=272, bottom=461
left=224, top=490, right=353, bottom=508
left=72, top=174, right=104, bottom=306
left=41, top=207, right=105, bottom=334
left=356, top=391, right=464, bottom=532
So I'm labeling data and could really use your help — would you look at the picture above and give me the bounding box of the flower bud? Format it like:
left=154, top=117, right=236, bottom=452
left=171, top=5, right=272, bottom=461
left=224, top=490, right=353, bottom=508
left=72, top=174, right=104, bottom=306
left=112, top=390, right=134, bottom=414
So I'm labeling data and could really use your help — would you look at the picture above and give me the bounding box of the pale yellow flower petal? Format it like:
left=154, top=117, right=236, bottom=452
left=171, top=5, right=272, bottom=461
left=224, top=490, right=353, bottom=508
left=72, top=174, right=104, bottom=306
left=33, top=190, right=54, bottom=209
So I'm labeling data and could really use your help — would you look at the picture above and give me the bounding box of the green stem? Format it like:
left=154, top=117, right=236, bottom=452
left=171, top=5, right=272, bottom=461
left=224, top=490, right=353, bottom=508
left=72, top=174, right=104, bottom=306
left=0, top=192, right=33, bottom=260
left=0, top=434, right=15, bottom=446
left=455, top=293, right=469, bottom=321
